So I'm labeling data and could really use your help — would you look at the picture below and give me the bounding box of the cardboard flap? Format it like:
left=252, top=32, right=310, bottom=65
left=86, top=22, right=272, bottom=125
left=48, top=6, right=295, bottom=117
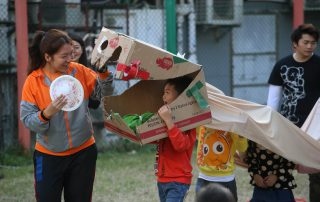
left=103, top=111, right=139, bottom=142
left=134, top=70, right=212, bottom=137
left=103, top=80, right=165, bottom=115
left=186, top=81, right=209, bottom=109
left=169, top=70, right=210, bottom=113
left=109, top=112, right=134, bottom=132
left=91, top=27, right=135, bottom=69
left=118, top=41, right=201, bottom=80
left=91, top=27, right=202, bottom=80
left=102, top=69, right=212, bottom=144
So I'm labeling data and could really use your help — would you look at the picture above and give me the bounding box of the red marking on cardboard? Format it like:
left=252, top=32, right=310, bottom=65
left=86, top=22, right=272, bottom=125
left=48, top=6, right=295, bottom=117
left=156, top=57, right=173, bottom=70
left=140, top=111, right=212, bottom=139
left=109, top=37, right=119, bottom=49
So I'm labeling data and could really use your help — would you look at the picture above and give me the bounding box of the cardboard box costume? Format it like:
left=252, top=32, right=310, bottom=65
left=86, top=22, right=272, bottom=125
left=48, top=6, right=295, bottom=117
left=91, top=28, right=212, bottom=144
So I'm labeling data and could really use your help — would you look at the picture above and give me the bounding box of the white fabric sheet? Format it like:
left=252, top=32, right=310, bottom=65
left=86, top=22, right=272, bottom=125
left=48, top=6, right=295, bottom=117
left=301, top=99, right=320, bottom=141
left=204, top=83, right=320, bottom=169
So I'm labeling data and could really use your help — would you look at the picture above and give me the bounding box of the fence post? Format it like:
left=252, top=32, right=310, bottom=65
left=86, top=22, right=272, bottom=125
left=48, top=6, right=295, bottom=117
left=165, top=0, right=176, bottom=54
left=293, top=0, right=304, bottom=29
left=15, top=0, right=30, bottom=150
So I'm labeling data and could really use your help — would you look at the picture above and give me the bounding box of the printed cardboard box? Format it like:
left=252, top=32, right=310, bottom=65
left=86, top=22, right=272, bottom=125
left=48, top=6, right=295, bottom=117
left=91, top=27, right=200, bottom=80
left=91, top=27, right=212, bottom=144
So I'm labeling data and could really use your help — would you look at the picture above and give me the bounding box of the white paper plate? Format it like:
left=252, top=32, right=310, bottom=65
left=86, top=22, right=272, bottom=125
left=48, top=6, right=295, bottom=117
left=50, top=75, right=84, bottom=111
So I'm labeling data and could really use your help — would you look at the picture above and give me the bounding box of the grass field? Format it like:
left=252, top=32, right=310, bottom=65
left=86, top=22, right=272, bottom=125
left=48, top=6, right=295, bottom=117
left=0, top=145, right=310, bottom=202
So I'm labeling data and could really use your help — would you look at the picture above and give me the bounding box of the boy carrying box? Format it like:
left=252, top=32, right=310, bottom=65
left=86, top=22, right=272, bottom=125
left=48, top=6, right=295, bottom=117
left=154, top=76, right=196, bottom=202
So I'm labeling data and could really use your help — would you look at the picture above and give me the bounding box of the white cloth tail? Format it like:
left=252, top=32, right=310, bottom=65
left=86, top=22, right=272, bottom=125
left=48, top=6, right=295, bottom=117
left=205, top=83, right=320, bottom=169
left=301, top=99, right=320, bottom=141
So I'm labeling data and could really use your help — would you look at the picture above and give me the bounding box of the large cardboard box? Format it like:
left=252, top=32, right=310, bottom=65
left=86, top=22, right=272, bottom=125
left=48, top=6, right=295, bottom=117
left=91, top=27, right=212, bottom=144
left=91, top=27, right=200, bottom=80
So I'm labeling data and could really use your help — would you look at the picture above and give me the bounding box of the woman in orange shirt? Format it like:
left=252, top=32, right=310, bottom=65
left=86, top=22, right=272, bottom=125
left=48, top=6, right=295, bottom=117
left=20, top=29, right=114, bottom=202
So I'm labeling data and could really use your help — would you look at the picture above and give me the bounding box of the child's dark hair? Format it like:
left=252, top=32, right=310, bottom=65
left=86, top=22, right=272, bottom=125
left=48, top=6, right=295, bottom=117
left=28, top=29, right=72, bottom=75
left=165, top=75, right=193, bottom=95
left=291, top=24, right=319, bottom=44
left=196, top=183, right=235, bottom=202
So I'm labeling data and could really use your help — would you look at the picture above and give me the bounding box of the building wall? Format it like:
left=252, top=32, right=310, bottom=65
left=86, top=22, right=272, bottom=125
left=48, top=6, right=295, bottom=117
left=195, top=2, right=320, bottom=104
left=197, top=27, right=232, bottom=95
left=305, top=11, right=320, bottom=55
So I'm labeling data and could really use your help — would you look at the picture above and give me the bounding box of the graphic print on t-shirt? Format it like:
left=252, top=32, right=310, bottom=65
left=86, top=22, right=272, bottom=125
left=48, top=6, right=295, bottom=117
left=279, top=65, right=305, bottom=124
left=198, top=128, right=232, bottom=170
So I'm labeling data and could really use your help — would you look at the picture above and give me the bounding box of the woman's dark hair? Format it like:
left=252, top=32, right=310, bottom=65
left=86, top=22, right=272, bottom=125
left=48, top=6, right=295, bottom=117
left=165, top=75, right=193, bottom=95
left=68, top=32, right=88, bottom=66
left=28, top=29, right=72, bottom=75
left=291, top=23, right=319, bottom=44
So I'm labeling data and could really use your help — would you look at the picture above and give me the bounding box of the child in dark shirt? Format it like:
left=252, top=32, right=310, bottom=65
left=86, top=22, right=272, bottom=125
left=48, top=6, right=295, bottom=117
left=246, top=140, right=296, bottom=202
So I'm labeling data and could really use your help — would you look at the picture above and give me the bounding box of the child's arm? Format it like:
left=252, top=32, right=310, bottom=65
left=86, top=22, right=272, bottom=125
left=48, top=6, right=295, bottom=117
left=167, top=126, right=196, bottom=152
left=232, top=134, right=248, bottom=168
left=235, top=135, right=248, bottom=152
left=158, top=105, right=196, bottom=151
left=234, top=151, right=249, bottom=168
left=232, top=133, right=248, bottom=152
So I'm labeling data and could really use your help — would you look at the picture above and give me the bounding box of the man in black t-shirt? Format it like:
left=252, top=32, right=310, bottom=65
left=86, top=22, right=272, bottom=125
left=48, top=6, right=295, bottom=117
left=268, top=24, right=320, bottom=202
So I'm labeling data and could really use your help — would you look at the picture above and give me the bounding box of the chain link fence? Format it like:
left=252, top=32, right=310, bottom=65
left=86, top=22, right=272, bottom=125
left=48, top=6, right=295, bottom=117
left=195, top=1, right=279, bottom=105
left=0, top=0, right=295, bottom=149
left=0, top=0, right=15, bottom=70
left=28, top=0, right=168, bottom=149
left=0, top=0, right=17, bottom=150
left=231, top=14, right=276, bottom=105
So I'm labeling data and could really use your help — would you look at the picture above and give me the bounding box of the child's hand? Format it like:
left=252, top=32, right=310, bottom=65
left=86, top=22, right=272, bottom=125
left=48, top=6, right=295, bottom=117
left=253, top=174, right=267, bottom=188
left=263, top=174, right=278, bottom=187
left=158, top=105, right=174, bottom=129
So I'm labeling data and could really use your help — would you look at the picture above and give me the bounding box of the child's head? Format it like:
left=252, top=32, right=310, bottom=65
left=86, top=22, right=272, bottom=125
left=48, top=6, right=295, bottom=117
left=196, top=183, right=235, bottom=202
left=162, top=76, right=193, bottom=105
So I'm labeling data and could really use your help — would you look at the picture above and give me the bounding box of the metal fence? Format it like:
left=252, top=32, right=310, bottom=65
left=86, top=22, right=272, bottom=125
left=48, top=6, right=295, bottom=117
left=194, top=0, right=276, bottom=104
left=231, top=14, right=276, bottom=105
left=0, top=0, right=170, bottom=150
left=0, top=0, right=15, bottom=70
left=0, top=1, right=295, bottom=149
left=0, top=0, right=17, bottom=150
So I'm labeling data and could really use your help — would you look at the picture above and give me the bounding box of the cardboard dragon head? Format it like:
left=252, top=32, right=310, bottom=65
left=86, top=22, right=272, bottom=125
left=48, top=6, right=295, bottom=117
left=91, top=27, right=202, bottom=80
left=90, top=27, right=212, bottom=144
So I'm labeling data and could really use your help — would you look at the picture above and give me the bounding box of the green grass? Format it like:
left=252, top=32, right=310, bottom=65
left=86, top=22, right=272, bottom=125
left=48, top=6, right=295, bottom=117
left=0, top=145, right=310, bottom=202
left=94, top=150, right=159, bottom=202
left=0, top=144, right=33, bottom=166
